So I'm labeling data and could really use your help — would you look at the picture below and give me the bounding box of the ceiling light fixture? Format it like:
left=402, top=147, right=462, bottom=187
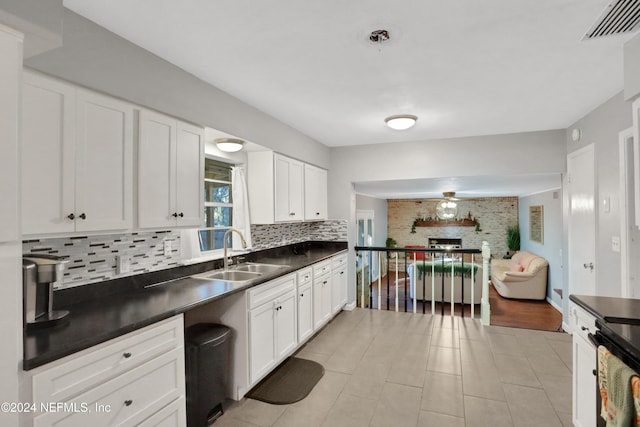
left=436, top=191, right=459, bottom=220
left=385, top=115, right=417, bottom=130
left=215, top=138, right=245, bottom=152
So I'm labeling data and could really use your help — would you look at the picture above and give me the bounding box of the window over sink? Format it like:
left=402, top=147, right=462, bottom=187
left=199, top=158, right=234, bottom=252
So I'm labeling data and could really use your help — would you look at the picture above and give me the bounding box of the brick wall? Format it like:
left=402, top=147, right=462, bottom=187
left=387, top=197, right=519, bottom=257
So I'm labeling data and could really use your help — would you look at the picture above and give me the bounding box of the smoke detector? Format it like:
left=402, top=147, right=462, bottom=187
left=369, top=29, right=390, bottom=45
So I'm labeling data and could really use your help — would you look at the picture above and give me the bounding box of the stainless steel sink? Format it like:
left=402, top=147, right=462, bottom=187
left=194, top=270, right=262, bottom=282
left=232, top=263, right=289, bottom=274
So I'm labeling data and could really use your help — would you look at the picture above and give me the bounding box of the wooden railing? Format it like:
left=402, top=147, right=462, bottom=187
left=354, top=241, right=491, bottom=325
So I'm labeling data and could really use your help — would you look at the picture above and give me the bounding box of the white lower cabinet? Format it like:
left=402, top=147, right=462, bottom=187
left=571, top=303, right=597, bottom=427
left=248, top=274, right=297, bottom=386
left=331, top=253, right=348, bottom=314
left=297, top=267, right=314, bottom=344
left=30, top=315, right=186, bottom=427
left=313, top=260, right=333, bottom=330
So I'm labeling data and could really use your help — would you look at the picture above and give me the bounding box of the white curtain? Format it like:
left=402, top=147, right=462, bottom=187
left=232, top=165, right=253, bottom=250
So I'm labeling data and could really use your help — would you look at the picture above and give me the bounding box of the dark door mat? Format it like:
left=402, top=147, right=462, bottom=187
left=246, top=357, right=325, bottom=405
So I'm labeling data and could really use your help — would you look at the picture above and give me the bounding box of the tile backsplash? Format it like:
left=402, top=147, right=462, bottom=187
left=23, top=231, right=181, bottom=290
left=23, top=220, right=347, bottom=290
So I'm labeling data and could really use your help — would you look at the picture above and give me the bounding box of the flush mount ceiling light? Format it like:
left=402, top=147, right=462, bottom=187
left=385, top=115, right=417, bottom=130
left=436, top=191, right=459, bottom=220
left=215, top=138, right=245, bottom=152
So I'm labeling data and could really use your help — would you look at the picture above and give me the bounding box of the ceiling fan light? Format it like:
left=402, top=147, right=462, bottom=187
left=215, top=138, right=245, bottom=152
left=385, top=115, right=417, bottom=130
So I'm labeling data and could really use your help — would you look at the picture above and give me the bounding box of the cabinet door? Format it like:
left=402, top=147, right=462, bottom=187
left=175, top=121, right=204, bottom=227
left=313, top=276, right=332, bottom=329
left=274, top=155, right=292, bottom=222
left=275, top=291, right=297, bottom=360
left=298, top=284, right=314, bottom=343
left=249, top=302, right=276, bottom=384
left=139, top=110, right=176, bottom=228
left=304, top=164, right=327, bottom=221
left=573, top=336, right=596, bottom=427
left=288, top=159, right=304, bottom=221
left=74, top=90, right=133, bottom=232
left=274, top=155, right=304, bottom=222
left=332, top=267, right=347, bottom=314
left=21, top=72, right=76, bottom=235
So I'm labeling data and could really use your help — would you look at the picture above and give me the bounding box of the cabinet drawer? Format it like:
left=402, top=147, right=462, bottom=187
left=331, top=253, right=347, bottom=270
left=297, top=267, right=313, bottom=286
left=247, top=274, right=296, bottom=310
left=34, top=348, right=185, bottom=427
left=313, top=260, right=331, bottom=279
left=571, top=303, right=596, bottom=342
left=33, top=315, right=183, bottom=404
left=138, top=396, right=186, bottom=427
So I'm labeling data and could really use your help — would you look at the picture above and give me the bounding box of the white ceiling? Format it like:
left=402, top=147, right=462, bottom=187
left=63, top=0, right=635, bottom=148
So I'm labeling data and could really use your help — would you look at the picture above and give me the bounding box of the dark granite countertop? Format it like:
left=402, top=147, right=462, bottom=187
left=569, top=294, right=640, bottom=325
left=23, top=241, right=347, bottom=370
left=570, top=294, right=640, bottom=367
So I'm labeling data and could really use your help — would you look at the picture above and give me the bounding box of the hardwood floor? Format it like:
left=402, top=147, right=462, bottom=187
left=366, top=273, right=563, bottom=332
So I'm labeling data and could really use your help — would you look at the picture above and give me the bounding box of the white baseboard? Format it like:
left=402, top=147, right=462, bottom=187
left=546, top=296, right=562, bottom=313
left=344, top=301, right=357, bottom=311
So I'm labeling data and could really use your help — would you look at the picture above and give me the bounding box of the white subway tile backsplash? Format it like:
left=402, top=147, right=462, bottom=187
left=23, top=230, right=181, bottom=289
left=22, top=220, right=347, bottom=290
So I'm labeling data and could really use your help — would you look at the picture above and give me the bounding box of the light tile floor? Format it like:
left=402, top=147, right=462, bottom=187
left=217, top=308, right=573, bottom=427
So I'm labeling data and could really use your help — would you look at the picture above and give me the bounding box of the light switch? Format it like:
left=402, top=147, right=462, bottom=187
left=612, top=236, right=620, bottom=252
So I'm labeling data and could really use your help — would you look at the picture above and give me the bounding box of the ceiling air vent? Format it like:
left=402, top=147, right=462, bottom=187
left=583, top=0, right=640, bottom=39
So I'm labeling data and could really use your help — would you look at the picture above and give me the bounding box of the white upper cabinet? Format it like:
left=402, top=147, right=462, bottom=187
left=274, top=154, right=304, bottom=222
left=248, top=152, right=328, bottom=224
left=21, top=71, right=133, bottom=235
left=304, top=164, right=327, bottom=221
left=74, top=90, right=134, bottom=232
left=138, top=109, right=204, bottom=228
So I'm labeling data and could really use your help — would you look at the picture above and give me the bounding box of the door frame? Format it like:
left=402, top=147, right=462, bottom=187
left=619, top=127, right=634, bottom=298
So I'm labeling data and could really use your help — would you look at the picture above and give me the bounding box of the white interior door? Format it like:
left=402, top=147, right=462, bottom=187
left=619, top=128, right=640, bottom=298
left=567, top=145, right=596, bottom=297
left=356, top=210, right=376, bottom=279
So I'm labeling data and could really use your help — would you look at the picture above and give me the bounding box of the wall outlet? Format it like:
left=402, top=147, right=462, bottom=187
left=612, top=236, right=621, bottom=252
left=164, top=240, right=172, bottom=257
left=116, top=255, right=130, bottom=274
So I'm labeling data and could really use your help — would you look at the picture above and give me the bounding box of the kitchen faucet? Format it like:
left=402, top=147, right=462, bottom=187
left=223, top=228, right=248, bottom=270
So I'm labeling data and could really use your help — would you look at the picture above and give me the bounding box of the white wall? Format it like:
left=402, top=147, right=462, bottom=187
left=330, top=130, right=567, bottom=303
left=565, top=91, right=632, bottom=303
left=24, top=9, right=329, bottom=169
left=0, top=22, right=24, bottom=426
left=624, top=32, right=640, bottom=100
left=519, top=189, right=563, bottom=309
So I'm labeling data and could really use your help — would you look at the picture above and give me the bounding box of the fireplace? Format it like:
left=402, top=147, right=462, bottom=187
left=428, top=238, right=462, bottom=249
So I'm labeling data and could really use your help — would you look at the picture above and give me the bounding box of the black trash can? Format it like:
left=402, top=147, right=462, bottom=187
left=185, top=323, right=232, bottom=426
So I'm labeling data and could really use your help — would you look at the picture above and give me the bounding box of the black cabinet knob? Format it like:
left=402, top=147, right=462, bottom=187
left=124, top=399, right=133, bottom=407
left=178, top=212, right=184, bottom=217
left=123, top=352, right=132, bottom=358
left=67, top=213, right=75, bottom=220
left=79, top=213, right=86, bottom=220
left=172, top=212, right=178, bottom=218
left=592, top=369, right=597, bottom=376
